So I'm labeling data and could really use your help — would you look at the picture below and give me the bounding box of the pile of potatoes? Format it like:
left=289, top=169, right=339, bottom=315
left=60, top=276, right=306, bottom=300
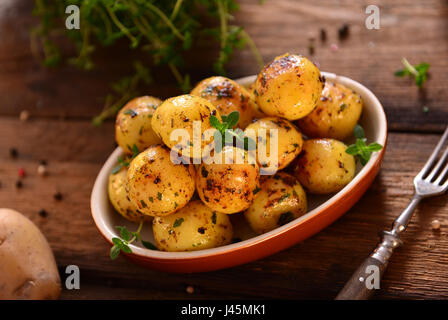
left=108, top=53, right=363, bottom=252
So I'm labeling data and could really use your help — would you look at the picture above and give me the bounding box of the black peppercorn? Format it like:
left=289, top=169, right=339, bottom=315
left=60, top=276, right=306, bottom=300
left=38, top=209, right=48, bottom=218
left=54, top=192, right=63, bottom=201
left=10, top=148, right=18, bottom=158
left=15, top=180, right=23, bottom=188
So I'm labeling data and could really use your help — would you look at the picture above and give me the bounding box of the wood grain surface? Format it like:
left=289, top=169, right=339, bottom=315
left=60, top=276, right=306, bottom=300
left=0, top=0, right=447, bottom=299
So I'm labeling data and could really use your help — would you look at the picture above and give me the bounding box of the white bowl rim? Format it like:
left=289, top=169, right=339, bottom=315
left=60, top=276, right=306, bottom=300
left=91, top=71, right=387, bottom=260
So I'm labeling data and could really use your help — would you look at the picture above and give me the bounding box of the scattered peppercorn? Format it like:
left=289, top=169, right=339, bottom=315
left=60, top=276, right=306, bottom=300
left=38, top=209, right=48, bottom=218
left=54, top=192, right=63, bottom=201
left=40, top=160, right=47, bottom=166
left=18, top=168, right=25, bottom=177
left=308, top=37, right=315, bottom=56
left=15, top=180, right=23, bottom=189
left=20, top=110, right=30, bottom=121
left=37, top=164, right=47, bottom=176
left=431, top=219, right=441, bottom=230
left=320, top=28, right=327, bottom=42
left=9, top=148, right=18, bottom=158
left=338, top=24, right=350, bottom=40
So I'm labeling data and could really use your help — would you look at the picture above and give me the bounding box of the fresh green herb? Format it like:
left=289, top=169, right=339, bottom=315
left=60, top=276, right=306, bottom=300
left=123, top=109, right=137, bottom=117
left=111, top=144, right=140, bottom=174
left=278, top=193, right=290, bottom=202
left=345, top=124, right=383, bottom=165
left=173, top=218, right=184, bottom=228
left=32, top=0, right=264, bottom=125
left=209, top=111, right=256, bottom=152
left=110, top=222, right=157, bottom=260
left=395, top=58, right=430, bottom=88
left=211, top=212, right=217, bottom=224
left=253, top=186, right=261, bottom=195
left=157, top=192, right=163, bottom=201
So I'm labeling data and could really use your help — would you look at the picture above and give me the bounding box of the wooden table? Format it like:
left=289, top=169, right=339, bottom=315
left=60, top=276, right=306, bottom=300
left=0, top=0, right=447, bottom=299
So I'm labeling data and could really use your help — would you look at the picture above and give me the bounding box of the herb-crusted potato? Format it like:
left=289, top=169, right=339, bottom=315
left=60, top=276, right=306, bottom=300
left=115, top=96, right=162, bottom=154
left=127, top=145, right=196, bottom=216
left=152, top=200, right=233, bottom=251
left=245, top=172, right=307, bottom=234
left=108, top=166, right=152, bottom=222
left=196, top=147, right=260, bottom=214
left=245, top=117, right=303, bottom=171
left=293, top=139, right=355, bottom=194
left=297, top=81, right=363, bottom=140
left=254, top=53, right=324, bottom=120
left=191, top=76, right=264, bottom=129
left=151, top=94, right=221, bottom=157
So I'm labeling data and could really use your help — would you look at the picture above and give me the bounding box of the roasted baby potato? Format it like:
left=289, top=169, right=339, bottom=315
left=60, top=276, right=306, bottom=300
left=152, top=200, right=233, bottom=251
left=297, top=81, right=363, bottom=140
left=108, top=165, right=152, bottom=222
left=151, top=94, right=221, bottom=157
left=196, top=146, right=260, bottom=214
left=191, top=76, right=264, bottom=129
left=245, top=117, right=303, bottom=171
left=115, top=96, right=162, bottom=154
left=254, top=53, right=324, bottom=120
left=127, top=145, right=196, bottom=216
left=244, top=172, right=307, bottom=234
left=0, top=208, right=61, bottom=299
left=293, top=139, right=355, bottom=194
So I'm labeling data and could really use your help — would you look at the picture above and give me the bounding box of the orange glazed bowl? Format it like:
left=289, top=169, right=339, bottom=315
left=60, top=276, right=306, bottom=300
left=91, top=72, right=387, bottom=273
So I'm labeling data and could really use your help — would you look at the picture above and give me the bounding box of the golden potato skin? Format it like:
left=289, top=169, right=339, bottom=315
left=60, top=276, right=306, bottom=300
left=152, top=200, right=233, bottom=252
left=254, top=53, right=324, bottom=120
left=108, top=166, right=152, bottom=222
left=297, top=81, right=363, bottom=140
left=151, top=94, right=221, bottom=156
left=196, top=147, right=260, bottom=214
left=245, top=172, right=307, bottom=234
left=191, top=76, right=264, bottom=129
left=293, top=139, right=355, bottom=194
left=127, top=145, right=196, bottom=216
left=115, top=96, right=162, bottom=154
left=245, top=117, right=303, bottom=171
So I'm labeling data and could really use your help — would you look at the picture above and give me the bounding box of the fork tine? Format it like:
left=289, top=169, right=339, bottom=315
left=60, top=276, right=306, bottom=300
left=426, top=146, right=448, bottom=181
left=435, top=161, right=448, bottom=186
left=417, top=126, right=448, bottom=179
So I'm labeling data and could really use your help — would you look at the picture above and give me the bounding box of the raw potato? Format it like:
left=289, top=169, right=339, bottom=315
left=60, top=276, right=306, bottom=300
left=297, top=81, right=363, bottom=140
left=196, top=147, right=260, bottom=214
left=151, top=94, right=221, bottom=157
left=191, top=76, right=264, bottom=128
left=152, top=200, right=233, bottom=251
left=108, top=166, right=152, bottom=222
left=115, top=96, right=163, bottom=154
left=127, top=145, right=196, bottom=216
left=294, top=139, right=355, bottom=194
left=245, top=117, right=303, bottom=171
left=0, top=208, right=61, bottom=300
left=254, top=53, right=324, bottom=120
left=245, top=172, right=307, bottom=234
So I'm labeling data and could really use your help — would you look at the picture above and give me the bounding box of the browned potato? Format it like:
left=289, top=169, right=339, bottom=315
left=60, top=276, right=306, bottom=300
left=244, top=172, right=307, bottom=234
left=127, top=145, right=196, bottom=216
left=191, top=76, right=264, bottom=128
left=196, top=146, right=260, bottom=214
left=245, top=117, right=303, bottom=171
left=152, top=200, right=233, bottom=251
left=297, top=81, right=363, bottom=140
left=254, top=53, right=324, bottom=120
left=115, top=96, right=162, bottom=154
left=293, top=139, right=355, bottom=194
left=151, top=94, right=221, bottom=158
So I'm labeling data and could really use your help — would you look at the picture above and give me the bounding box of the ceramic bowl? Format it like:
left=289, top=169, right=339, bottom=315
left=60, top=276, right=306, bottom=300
left=91, top=72, right=388, bottom=273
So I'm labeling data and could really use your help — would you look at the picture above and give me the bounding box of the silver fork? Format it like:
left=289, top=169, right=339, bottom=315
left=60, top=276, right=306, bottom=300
left=336, top=126, right=448, bottom=300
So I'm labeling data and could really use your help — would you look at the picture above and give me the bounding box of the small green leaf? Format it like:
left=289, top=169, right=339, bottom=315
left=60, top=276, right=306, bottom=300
left=120, top=244, right=132, bottom=254
left=157, top=192, right=163, bottom=200
left=111, top=164, right=122, bottom=174
left=225, top=111, right=239, bottom=128
left=209, top=116, right=223, bottom=131
left=112, top=237, right=123, bottom=246
left=345, top=144, right=358, bottom=155
left=110, top=245, right=121, bottom=260
left=116, top=226, right=131, bottom=241
left=394, top=69, right=409, bottom=77
left=142, top=240, right=158, bottom=250
left=173, top=218, right=184, bottom=228
left=367, top=142, right=383, bottom=152
left=353, top=124, right=365, bottom=139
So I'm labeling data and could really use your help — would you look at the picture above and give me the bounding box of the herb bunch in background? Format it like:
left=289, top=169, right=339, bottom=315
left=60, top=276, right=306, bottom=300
left=31, top=0, right=264, bottom=125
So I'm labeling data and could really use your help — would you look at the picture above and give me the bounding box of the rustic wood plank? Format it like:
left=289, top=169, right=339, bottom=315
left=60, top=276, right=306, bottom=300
left=0, top=117, right=447, bottom=299
left=0, top=0, right=447, bottom=132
